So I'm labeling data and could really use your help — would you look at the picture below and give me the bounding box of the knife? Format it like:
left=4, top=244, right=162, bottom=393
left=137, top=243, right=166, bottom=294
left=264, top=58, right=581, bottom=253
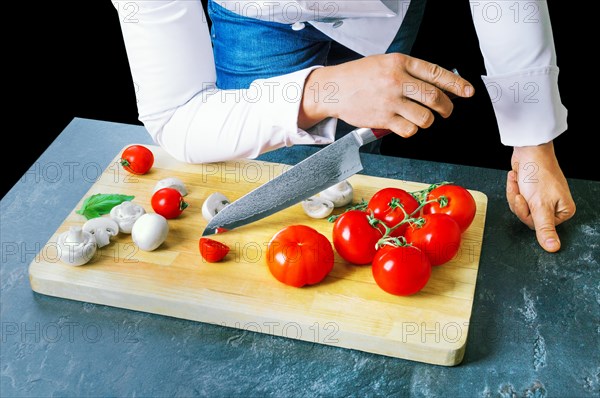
left=202, top=127, right=390, bottom=236
left=202, top=69, right=462, bottom=236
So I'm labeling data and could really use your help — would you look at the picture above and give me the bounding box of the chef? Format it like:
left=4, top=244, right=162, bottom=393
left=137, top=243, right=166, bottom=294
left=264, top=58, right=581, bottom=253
left=113, top=0, right=575, bottom=253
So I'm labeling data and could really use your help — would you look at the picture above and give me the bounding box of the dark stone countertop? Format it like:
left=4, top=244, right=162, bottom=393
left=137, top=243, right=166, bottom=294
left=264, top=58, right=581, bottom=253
left=1, top=118, right=598, bottom=397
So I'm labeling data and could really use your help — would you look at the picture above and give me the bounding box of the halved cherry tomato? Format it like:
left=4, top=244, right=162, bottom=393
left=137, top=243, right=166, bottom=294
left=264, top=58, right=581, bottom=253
left=120, top=145, right=154, bottom=175
left=199, top=238, right=230, bottom=262
left=404, top=213, right=461, bottom=266
left=367, top=187, right=419, bottom=236
left=151, top=187, right=188, bottom=219
left=332, top=210, right=384, bottom=265
left=423, top=184, right=476, bottom=233
left=372, top=245, right=432, bottom=296
left=266, top=225, right=334, bottom=287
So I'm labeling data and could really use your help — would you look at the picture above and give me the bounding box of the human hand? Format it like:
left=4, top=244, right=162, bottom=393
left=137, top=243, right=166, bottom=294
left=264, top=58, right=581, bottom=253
left=506, top=141, right=576, bottom=252
left=298, top=53, right=474, bottom=136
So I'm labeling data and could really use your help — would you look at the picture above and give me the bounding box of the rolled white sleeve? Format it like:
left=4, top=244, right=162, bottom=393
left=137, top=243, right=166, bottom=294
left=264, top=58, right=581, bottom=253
left=113, top=0, right=335, bottom=164
left=469, top=1, right=568, bottom=146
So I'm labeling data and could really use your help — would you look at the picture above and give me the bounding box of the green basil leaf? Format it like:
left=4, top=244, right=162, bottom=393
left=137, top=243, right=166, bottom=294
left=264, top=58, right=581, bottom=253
left=75, top=193, right=135, bottom=220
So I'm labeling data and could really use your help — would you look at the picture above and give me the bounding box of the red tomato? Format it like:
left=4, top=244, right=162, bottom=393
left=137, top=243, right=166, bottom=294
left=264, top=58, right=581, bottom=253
left=423, top=185, right=476, bottom=233
left=332, top=210, right=384, bottom=265
left=266, top=225, right=334, bottom=287
left=367, top=188, right=419, bottom=236
left=151, top=188, right=188, bottom=219
left=404, top=214, right=461, bottom=266
left=372, top=245, right=432, bottom=296
left=199, top=238, right=230, bottom=262
left=120, top=145, right=154, bottom=175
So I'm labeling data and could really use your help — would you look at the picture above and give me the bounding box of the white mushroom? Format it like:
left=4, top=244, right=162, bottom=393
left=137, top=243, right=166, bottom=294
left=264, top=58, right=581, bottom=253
left=82, top=217, right=120, bottom=248
left=57, top=226, right=97, bottom=266
left=201, top=192, right=230, bottom=222
left=110, top=201, right=146, bottom=234
left=302, top=196, right=334, bottom=219
left=153, top=177, right=188, bottom=196
left=319, top=180, right=354, bottom=207
left=131, top=213, right=169, bottom=251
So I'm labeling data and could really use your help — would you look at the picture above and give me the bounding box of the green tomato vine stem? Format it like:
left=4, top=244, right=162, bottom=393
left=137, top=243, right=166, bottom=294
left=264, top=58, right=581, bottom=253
left=327, top=182, right=452, bottom=250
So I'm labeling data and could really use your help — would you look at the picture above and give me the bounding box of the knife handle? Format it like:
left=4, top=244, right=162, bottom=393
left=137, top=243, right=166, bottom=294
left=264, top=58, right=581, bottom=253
left=372, top=129, right=392, bottom=139
left=353, top=127, right=391, bottom=146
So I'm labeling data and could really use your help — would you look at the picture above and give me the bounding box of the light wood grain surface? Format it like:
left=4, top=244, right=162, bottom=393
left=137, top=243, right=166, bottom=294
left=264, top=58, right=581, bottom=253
left=29, top=145, right=488, bottom=366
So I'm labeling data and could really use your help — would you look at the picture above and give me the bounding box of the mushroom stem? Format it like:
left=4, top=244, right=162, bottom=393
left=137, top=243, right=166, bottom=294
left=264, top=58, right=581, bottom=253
left=57, top=226, right=96, bottom=266
left=66, top=226, right=84, bottom=243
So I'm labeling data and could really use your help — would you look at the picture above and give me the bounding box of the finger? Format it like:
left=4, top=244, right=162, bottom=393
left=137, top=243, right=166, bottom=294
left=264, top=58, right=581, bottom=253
left=506, top=171, right=534, bottom=228
left=402, top=81, right=454, bottom=118
left=386, top=115, right=419, bottom=138
left=404, top=56, right=475, bottom=98
left=514, top=194, right=534, bottom=229
left=531, top=204, right=561, bottom=253
left=505, top=170, right=519, bottom=213
left=394, top=99, right=435, bottom=129
left=554, top=197, right=577, bottom=226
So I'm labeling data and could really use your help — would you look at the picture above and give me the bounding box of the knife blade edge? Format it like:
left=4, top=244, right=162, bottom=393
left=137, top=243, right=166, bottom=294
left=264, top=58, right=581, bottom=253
left=202, top=128, right=373, bottom=235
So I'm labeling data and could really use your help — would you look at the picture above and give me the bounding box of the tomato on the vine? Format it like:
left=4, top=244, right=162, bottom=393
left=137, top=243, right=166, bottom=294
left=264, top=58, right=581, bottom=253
left=372, top=245, right=432, bottom=296
left=199, top=238, right=230, bottom=262
left=423, top=184, right=476, bottom=233
left=120, top=145, right=154, bottom=175
left=266, top=225, right=334, bottom=287
left=332, top=210, right=384, bottom=265
left=151, top=187, right=188, bottom=219
left=367, top=188, right=419, bottom=236
left=404, top=213, right=461, bottom=266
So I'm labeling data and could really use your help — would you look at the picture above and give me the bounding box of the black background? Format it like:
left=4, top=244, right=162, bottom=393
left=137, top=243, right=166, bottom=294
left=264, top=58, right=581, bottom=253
left=5, top=1, right=595, bottom=199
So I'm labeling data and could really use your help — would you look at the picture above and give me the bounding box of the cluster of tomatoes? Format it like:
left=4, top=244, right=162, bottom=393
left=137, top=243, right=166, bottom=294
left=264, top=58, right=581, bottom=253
left=267, top=184, right=476, bottom=296
left=333, top=184, right=476, bottom=295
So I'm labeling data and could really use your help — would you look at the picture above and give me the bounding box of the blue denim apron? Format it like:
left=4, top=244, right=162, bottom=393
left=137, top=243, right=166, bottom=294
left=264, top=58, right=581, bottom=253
left=208, top=0, right=427, bottom=152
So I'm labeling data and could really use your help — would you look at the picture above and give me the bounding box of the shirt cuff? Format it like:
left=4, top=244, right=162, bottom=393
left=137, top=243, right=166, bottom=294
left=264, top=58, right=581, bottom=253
left=255, top=66, right=336, bottom=149
left=287, top=117, right=338, bottom=146
left=481, top=66, right=568, bottom=147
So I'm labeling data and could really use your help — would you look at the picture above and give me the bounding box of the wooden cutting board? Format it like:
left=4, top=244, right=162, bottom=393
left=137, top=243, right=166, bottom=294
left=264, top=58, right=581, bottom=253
left=29, top=145, right=488, bottom=366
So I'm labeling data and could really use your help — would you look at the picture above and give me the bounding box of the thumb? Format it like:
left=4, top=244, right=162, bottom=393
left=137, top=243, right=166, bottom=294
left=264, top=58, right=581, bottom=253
left=531, top=204, right=561, bottom=253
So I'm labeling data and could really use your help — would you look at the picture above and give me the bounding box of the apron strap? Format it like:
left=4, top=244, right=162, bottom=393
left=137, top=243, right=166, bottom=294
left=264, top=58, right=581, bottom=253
left=386, top=0, right=428, bottom=54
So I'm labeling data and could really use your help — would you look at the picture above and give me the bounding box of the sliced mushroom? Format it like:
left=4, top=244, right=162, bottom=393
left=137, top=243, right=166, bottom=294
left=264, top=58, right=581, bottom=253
left=202, top=192, right=230, bottom=222
left=57, top=226, right=97, bottom=266
left=302, top=196, right=334, bottom=219
left=83, top=217, right=119, bottom=248
left=110, top=201, right=146, bottom=234
left=153, top=177, right=188, bottom=196
left=319, top=180, right=354, bottom=207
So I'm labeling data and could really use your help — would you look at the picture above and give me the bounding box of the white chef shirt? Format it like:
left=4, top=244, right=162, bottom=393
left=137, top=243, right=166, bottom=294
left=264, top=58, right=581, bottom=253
left=113, top=1, right=567, bottom=164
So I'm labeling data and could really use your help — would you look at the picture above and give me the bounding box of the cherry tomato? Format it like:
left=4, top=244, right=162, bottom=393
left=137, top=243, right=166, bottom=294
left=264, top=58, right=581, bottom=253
left=423, top=184, right=476, bottom=233
left=151, top=187, right=188, bottom=219
left=332, top=210, right=384, bottom=265
left=120, top=145, right=154, bottom=175
left=266, top=225, right=334, bottom=287
left=199, top=238, right=230, bottom=262
left=367, top=187, right=419, bottom=236
left=404, top=214, right=461, bottom=266
left=372, top=245, right=432, bottom=296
